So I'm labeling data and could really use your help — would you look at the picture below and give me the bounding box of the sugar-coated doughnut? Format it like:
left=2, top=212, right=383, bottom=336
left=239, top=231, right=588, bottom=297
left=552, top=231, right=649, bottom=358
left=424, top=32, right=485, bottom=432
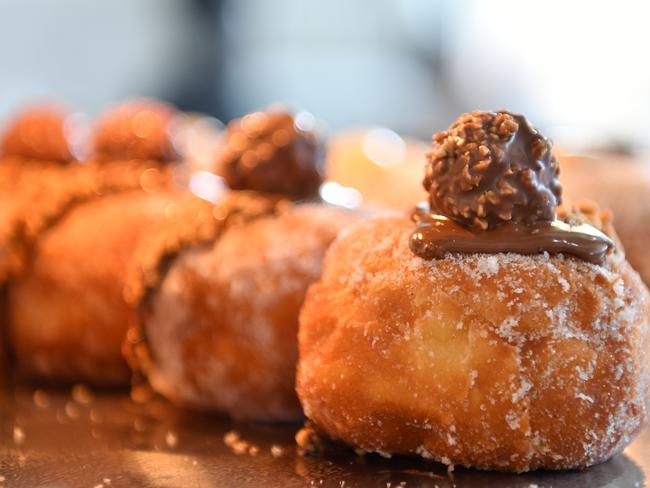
left=126, top=194, right=360, bottom=421
left=125, top=108, right=360, bottom=420
left=297, top=110, right=650, bottom=472
left=297, top=211, right=649, bottom=472
left=9, top=191, right=172, bottom=384
left=1, top=98, right=181, bottom=385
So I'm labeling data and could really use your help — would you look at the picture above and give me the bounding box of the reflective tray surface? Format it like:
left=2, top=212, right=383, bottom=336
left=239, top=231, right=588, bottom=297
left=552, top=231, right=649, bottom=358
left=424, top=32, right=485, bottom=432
left=0, top=387, right=648, bottom=487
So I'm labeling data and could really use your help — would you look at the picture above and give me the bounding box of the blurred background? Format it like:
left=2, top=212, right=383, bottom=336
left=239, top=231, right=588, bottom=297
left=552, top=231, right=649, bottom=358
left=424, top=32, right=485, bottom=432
left=1, top=0, right=650, bottom=152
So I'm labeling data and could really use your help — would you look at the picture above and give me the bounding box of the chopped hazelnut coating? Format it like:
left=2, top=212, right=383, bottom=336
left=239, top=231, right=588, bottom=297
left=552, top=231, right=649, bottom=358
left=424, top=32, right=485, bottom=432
left=424, top=111, right=562, bottom=230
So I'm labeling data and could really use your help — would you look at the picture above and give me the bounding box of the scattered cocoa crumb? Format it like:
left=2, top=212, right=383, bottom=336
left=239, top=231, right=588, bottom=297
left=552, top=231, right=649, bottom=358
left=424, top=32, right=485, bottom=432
left=223, top=430, right=240, bottom=448
left=133, top=419, right=146, bottom=433
left=89, top=409, right=104, bottom=424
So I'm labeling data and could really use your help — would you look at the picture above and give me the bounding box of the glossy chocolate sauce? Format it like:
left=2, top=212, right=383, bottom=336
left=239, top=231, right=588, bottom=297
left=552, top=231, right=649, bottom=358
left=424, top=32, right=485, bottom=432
left=410, top=205, right=614, bottom=264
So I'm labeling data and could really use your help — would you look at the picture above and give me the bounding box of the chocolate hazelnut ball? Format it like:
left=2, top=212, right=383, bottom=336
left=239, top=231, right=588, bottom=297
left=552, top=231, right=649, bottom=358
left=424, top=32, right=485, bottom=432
left=1, top=105, right=76, bottom=162
left=425, top=110, right=562, bottom=230
left=218, top=110, right=324, bottom=199
left=93, top=99, right=179, bottom=162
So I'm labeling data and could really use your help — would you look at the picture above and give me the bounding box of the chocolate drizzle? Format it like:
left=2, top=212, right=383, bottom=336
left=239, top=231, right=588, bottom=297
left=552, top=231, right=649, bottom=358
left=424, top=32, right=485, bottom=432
left=125, top=192, right=288, bottom=308
left=0, top=160, right=173, bottom=283
left=410, top=204, right=614, bottom=264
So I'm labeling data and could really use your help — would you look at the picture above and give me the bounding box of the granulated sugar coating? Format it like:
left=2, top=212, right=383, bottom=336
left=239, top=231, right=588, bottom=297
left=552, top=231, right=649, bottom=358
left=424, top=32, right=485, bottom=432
left=141, top=204, right=360, bottom=421
left=296, top=214, right=650, bottom=472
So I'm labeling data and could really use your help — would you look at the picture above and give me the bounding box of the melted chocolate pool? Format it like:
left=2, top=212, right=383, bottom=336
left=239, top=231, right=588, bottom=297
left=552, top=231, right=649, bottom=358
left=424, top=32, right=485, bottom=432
left=410, top=205, right=613, bottom=264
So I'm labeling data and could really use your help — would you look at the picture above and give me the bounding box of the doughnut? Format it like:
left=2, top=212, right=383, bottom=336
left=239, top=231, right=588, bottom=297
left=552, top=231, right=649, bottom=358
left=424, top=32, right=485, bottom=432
left=3, top=100, right=180, bottom=385
left=561, top=153, right=650, bottom=285
left=0, top=276, right=8, bottom=386
left=125, top=109, right=361, bottom=421
left=296, top=111, right=650, bottom=472
left=0, top=164, right=67, bottom=283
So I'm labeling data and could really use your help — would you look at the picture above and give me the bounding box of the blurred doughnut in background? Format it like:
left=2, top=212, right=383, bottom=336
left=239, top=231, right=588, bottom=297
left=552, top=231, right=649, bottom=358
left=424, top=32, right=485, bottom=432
left=326, top=127, right=428, bottom=210
left=5, top=100, right=181, bottom=386
left=0, top=102, right=87, bottom=296
left=125, top=108, right=363, bottom=421
left=561, top=154, right=650, bottom=285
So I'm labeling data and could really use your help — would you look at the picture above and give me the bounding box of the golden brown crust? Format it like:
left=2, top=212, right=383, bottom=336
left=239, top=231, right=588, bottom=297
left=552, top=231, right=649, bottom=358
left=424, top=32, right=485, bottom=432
left=0, top=159, right=74, bottom=281
left=0, top=283, right=9, bottom=387
left=124, top=191, right=288, bottom=309
left=297, top=214, right=650, bottom=471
